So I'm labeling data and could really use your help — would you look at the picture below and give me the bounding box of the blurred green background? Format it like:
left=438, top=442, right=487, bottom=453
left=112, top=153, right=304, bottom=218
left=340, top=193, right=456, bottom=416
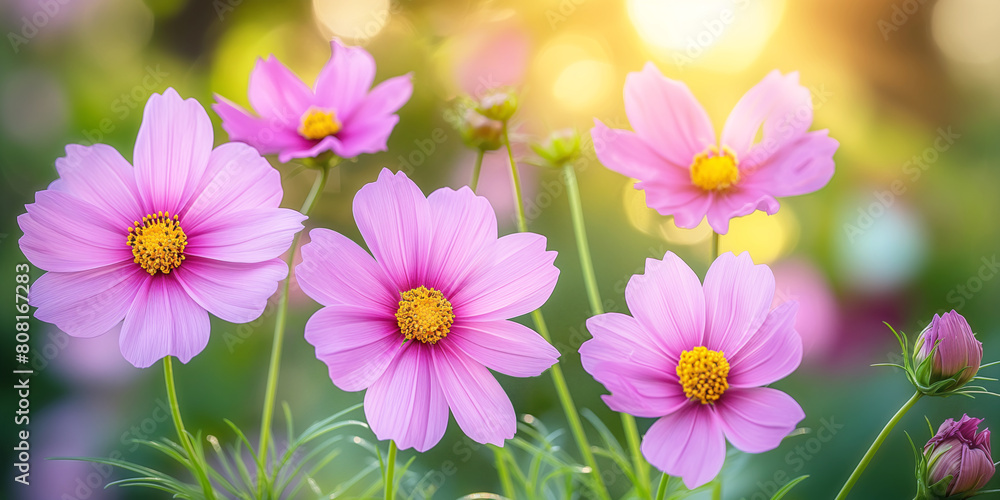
left=2, top=0, right=1000, bottom=498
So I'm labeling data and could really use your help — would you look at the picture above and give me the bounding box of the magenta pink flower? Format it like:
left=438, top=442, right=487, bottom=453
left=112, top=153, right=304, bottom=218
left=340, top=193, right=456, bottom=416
left=295, top=169, right=559, bottom=451
left=924, top=414, right=994, bottom=496
left=213, top=39, right=412, bottom=163
left=19, top=88, right=305, bottom=368
left=580, top=251, right=804, bottom=488
left=592, top=64, right=838, bottom=234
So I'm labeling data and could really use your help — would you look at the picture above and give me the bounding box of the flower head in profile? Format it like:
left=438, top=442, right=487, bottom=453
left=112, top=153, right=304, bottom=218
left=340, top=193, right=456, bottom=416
left=19, top=88, right=305, bottom=368
left=592, top=63, right=838, bottom=234
left=213, top=39, right=413, bottom=163
left=296, top=169, right=559, bottom=451
left=580, top=252, right=805, bottom=488
left=914, top=311, right=983, bottom=392
left=919, top=414, right=994, bottom=498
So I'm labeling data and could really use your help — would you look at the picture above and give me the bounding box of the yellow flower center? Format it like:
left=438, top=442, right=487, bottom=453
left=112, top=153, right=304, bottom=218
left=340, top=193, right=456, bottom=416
left=676, top=346, right=731, bottom=405
left=298, top=108, right=342, bottom=140
left=396, top=286, right=455, bottom=344
left=690, top=147, right=740, bottom=191
left=126, top=211, right=188, bottom=276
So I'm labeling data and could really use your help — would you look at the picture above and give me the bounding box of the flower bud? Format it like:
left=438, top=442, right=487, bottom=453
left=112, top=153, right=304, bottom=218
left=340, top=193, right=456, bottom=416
left=923, top=415, right=994, bottom=497
left=476, top=90, right=518, bottom=122
left=532, top=129, right=581, bottom=168
left=458, top=108, right=503, bottom=151
left=914, top=310, right=982, bottom=391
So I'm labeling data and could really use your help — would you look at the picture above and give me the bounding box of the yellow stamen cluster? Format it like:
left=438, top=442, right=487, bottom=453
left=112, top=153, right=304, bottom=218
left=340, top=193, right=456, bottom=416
left=298, top=109, right=342, bottom=140
left=126, top=211, right=187, bottom=276
left=676, top=346, right=731, bottom=405
left=690, top=146, right=740, bottom=191
left=396, top=286, right=455, bottom=344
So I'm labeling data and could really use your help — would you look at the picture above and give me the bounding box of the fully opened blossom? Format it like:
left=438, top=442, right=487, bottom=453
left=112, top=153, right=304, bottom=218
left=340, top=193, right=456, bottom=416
left=923, top=415, right=994, bottom=497
left=213, top=39, right=412, bottom=163
left=580, top=252, right=805, bottom=488
left=19, top=88, right=305, bottom=368
left=296, top=169, right=559, bottom=451
left=914, top=310, right=983, bottom=391
left=592, top=63, right=838, bottom=234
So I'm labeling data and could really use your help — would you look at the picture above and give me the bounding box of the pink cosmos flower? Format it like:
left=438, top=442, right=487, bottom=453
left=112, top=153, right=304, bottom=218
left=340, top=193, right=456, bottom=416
left=213, top=39, right=413, bottom=163
left=295, top=169, right=559, bottom=451
left=580, top=251, right=805, bottom=488
left=592, top=64, right=838, bottom=234
left=19, top=88, right=305, bottom=368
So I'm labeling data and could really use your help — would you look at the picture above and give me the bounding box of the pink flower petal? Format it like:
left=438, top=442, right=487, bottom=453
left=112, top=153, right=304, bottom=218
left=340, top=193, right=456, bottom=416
left=281, top=135, right=344, bottom=163
left=133, top=88, right=214, bottom=213
left=720, top=71, right=813, bottom=160
left=303, top=304, right=403, bottom=391
left=624, top=62, right=715, bottom=168
left=181, top=142, right=284, bottom=232
left=450, top=232, right=558, bottom=322
left=703, top=188, right=779, bottom=235
left=30, top=262, right=146, bottom=339
left=248, top=56, right=314, bottom=126
left=728, top=301, right=803, bottom=388
left=19, top=191, right=134, bottom=272
left=591, top=120, right=690, bottom=179
left=582, top=312, right=687, bottom=418
left=346, top=73, right=413, bottom=123
left=716, top=387, right=804, bottom=453
left=641, top=405, right=726, bottom=489
left=364, top=343, right=449, bottom=452
left=703, top=252, right=775, bottom=356
left=331, top=114, right=400, bottom=158
left=173, top=257, right=287, bottom=324
left=635, top=179, right=712, bottom=229
left=314, top=39, right=376, bottom=119
left=449, top=320, right=558, bottom=378
left=119, top=277, right=210, bottom=368
left=740, top=130, right=838, bottom=198
left=432, top=342, right=516, bottom=446
left=353, top=169, right=431, bottom=290
left=295, top=228, right=398, bottom=310
left=625, top=252, right=705, bottom=353
left=212, top=95, right=312, bottom=156
left=424, top=186, right=497, bottom=295
left=50, top=143, right=142, bottom=228
left=184, top=207, right=305, bottom=263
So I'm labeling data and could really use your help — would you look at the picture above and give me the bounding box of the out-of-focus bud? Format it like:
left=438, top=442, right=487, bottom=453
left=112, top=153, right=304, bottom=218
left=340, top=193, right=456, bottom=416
left=913, top=310, right=982, bottom=393
left=477, top=89, right=518, bottom=122
left=532, top=129, right=581, bottom=168
left=918, top=415, right=994, bottom=498
left=458, top=108, right=503, bottom=151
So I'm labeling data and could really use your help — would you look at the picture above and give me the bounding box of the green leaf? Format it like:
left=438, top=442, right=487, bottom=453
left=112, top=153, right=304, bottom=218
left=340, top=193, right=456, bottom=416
left=769, top=475, right=809, bottom=500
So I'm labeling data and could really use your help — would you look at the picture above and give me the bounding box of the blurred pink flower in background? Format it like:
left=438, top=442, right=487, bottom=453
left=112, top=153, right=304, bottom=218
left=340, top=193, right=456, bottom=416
left=771, top=257, right=840, bottom=360
left=593, top=64, right=838, bottom=234
left=296, top=169, right=559, bottom=451
left=452, top=20, right=530, bottom=98
left=214, top=39, right=413, bottom=163
left=449, top=146, right=538, bottom=228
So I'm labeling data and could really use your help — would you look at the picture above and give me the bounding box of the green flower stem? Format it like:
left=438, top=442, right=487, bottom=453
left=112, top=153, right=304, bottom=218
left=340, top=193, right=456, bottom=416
left=711, top=232, right=721, bottom=260
left=712, top=480, right=722, bottom=500
left=655, top=473, right=669, bottom=500
left=493, top=446, right=516, bottom=499
left=502, top=124, right=611, bottom=500
left=835, top=391, right=923, bottom=500
left=563, top=163, right=650, bottom=499
left=471, top=149, right=485, bottom=192
left=257, top=162, right=332, bottom=487
left=385, top=440, right=397, bottom=500
left=163, top=356, right=216, bottom=500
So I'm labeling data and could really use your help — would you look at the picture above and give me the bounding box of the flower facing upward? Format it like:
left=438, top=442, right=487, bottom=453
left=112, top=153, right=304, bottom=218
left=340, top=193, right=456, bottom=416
left=295, top=169, right=560, bottom=452
left=580, top=252, right=805, bottom=488
left=19, top=88, right=305, bottom=368
left=213, top=39, right=413, bottom=163
left=923, top=415, right=994, bottom=497
left=591, top=63, right=838, bottom=234
left=915, top=311, right=983, bottom=391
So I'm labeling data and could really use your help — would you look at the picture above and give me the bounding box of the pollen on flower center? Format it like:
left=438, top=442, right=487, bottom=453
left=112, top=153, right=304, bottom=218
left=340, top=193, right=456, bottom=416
left=690, top=147, right=740, bottom=191
left=676, top=346, right=730, bottom=405
left=396, top=286, right=455, bottom=344
left=126, top=211, right=187, bottom=276
left=298, top=108, right=342, bottom=140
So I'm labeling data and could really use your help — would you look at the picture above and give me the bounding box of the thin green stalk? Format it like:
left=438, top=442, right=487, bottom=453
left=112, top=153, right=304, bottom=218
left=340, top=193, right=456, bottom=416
left=655, top=473, right=669, bottom=500
left=502, top=124, right=611, bottom=500
left=712, top=480, right=721, bottom=500
left=563, top=163, right=650, bottom=499
left=164, top=356, right=216, bottom=500
left=711, top=232, right=721, bottom=260
left=385, top=440, right=397, bottom=500
left=835, top=391, right=923, bottom=500
left=493, top=446, right=516, bottom=499
left=471, top=149, right=485, bottom=192
left=257, top=163, right=331, bottom=487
